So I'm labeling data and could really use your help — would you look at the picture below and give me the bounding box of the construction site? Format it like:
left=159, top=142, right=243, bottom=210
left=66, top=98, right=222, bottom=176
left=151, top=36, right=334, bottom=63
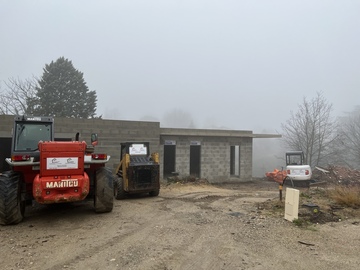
left=0, top=114, right=359, bottom=269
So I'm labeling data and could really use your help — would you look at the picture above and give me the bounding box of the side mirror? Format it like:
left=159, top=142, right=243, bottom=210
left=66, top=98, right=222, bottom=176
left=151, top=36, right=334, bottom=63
left=91, top=133, right=98, bottom=146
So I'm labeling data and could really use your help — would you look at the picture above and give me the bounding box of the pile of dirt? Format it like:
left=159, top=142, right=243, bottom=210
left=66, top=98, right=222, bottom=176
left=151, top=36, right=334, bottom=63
left=313, top=165, right=360, bottom=186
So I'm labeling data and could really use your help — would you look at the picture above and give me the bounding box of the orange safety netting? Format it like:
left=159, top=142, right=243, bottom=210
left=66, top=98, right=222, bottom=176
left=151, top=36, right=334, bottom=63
left=265, top=169, right=287, bottom=184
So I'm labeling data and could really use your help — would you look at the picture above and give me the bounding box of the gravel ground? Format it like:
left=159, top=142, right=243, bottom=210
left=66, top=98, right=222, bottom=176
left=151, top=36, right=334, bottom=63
left=0, top=179, right=359, bottom=270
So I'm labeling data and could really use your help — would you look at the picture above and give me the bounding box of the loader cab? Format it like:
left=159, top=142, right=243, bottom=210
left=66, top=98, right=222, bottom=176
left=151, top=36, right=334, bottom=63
left=12, top=116, right=54, bottom=161
left=115, top=142, right=160, bottom=199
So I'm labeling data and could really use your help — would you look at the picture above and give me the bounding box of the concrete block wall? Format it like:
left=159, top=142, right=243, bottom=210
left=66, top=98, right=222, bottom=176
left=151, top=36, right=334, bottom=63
left=201, top=139, right=229, bottom=182
left=53, top=117, right=161, bottom=171
left=239, top=137, right=253, bottom=181
left=160, top=134, right=253, bottom=183
left=0, top=115, right=15, bottom=137
left=174, top=139, right=189, bottom=175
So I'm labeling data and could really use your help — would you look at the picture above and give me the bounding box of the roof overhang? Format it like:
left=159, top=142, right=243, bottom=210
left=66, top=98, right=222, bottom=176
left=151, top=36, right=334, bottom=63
left=252, top=134, right=282, bottom=139
left=160, top=128, right=281, bottom=139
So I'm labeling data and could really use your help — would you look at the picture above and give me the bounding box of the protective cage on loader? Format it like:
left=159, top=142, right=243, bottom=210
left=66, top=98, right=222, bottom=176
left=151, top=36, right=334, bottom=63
left=114, top=142, right=160, bottom=199
left=0, top=115, right=114, bottom=225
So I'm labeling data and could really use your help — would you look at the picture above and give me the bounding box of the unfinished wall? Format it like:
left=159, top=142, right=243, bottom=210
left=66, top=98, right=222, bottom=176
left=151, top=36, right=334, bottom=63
left=0, top=115, right=255, bottom=183
left=160, top=128, right=253, bottom=183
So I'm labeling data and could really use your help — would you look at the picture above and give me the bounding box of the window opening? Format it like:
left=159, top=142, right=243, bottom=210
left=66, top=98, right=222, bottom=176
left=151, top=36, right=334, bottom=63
left=230, top=145, right=240, bottom=176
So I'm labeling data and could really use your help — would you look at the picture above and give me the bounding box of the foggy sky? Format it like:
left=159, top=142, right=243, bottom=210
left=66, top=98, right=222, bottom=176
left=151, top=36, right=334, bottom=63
left=1, top=0, right=359, bottom=133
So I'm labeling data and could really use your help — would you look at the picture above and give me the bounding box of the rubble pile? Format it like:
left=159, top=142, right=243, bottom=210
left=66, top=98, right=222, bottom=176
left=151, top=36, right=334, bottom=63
left=313, top=165, right=360, bottom=186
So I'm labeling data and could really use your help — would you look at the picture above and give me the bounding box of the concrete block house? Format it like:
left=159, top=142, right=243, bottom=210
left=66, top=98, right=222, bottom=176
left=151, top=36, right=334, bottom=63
left=0, top=115, right=280, bottom=183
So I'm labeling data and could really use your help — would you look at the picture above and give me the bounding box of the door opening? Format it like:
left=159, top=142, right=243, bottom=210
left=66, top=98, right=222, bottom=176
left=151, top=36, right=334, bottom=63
left=163, top=144, right=176, bottom=178
left=190, top=144, right=201, bottom=178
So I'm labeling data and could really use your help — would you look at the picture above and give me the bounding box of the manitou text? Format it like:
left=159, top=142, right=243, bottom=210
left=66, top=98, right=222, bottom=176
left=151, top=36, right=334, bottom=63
left=45, top=179, right=79, bottom=188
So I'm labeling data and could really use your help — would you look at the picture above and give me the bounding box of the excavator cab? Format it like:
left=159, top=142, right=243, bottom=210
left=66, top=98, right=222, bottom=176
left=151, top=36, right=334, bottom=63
left=285, top=151, right=312, bottom=183
left=286, top=151, right=304, bottom=166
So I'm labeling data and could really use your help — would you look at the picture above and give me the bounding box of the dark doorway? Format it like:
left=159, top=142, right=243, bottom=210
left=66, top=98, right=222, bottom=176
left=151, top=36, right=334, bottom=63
left=0, top=137, right=12, bottom=172
left=190, top=145, right=201, bottom=178
left=163, top=145, right=176, bottom=178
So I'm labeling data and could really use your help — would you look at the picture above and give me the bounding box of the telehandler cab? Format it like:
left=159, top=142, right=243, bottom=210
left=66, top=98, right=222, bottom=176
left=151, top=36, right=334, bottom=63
left=0, top=115, right=114, bottom=225
left=114, top=142, right=160, bottom=199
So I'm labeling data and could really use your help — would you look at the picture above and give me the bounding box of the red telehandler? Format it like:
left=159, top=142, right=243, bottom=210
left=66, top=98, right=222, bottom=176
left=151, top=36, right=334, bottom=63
left=0, top=115, right=114, bottom=225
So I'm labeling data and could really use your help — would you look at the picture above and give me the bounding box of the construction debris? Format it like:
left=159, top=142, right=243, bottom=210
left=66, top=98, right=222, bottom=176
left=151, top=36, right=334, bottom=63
left=265, top=165, right=360, bottom=186
left=312, top=165, right=360, bottom=186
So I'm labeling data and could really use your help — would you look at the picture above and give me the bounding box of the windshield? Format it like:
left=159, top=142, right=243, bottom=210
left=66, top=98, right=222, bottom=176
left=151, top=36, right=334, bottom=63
left=286, top=154, right=303, bottom=165
left=15, top=123, right=52, bottom=151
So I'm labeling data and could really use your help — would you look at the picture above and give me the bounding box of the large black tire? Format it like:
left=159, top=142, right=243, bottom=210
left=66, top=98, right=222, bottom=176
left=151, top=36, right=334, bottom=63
left=94, top=167, right=114, bottom=213
left=114, top=177, right=127, bottom=200
left=149, top=189, right=160, bottom=197
left=0, top=171, right=25, bottom=225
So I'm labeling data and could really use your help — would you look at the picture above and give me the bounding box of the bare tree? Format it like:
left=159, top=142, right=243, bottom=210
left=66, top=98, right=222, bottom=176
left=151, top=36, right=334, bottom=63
left=336, top=106, right=360, bottom=169
left=0, top=77, right=37, bottom=115
left=281, top=92, right=337, bottom=167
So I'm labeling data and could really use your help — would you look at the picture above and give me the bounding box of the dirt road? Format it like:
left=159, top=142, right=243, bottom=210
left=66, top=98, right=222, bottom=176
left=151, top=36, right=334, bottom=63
left=1, top=179, right=359, bottom=270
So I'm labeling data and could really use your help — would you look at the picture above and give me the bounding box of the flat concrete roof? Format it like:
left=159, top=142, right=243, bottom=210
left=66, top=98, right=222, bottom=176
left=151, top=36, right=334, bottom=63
left=160, top=128, right=281, bottom=139
left=252, top=133, right=282, bottom=139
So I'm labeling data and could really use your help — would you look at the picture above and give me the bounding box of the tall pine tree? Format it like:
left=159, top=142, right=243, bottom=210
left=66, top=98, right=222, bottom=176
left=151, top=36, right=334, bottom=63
left=31, top=57, right=97, bottom=118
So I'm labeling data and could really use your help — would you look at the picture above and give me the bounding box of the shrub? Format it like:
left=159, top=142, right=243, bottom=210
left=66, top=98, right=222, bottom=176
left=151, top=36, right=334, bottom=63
left=328, top=185, right=360, bottom=208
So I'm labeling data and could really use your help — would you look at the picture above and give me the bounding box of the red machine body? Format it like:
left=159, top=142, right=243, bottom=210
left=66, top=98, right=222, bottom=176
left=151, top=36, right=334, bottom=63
left=0, top=115, right=114, bottom=225
left=33, top=141, right=90, bottom=204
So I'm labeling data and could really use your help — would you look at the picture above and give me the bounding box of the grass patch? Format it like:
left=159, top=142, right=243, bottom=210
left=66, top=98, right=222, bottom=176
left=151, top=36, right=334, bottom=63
left=328, top=185, right=360, bottom=208
left=300, top=192, right=311, bottom=199
left=292, top=218, right=319, bottom=230
left=292, top=218, right=306, bottom=226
